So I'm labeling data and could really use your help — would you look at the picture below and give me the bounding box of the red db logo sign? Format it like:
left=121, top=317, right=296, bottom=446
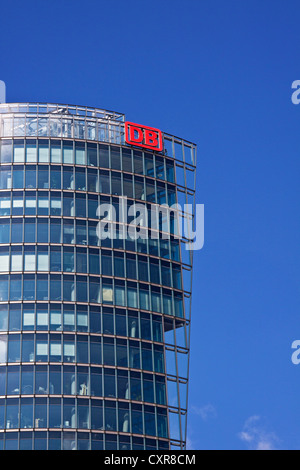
left=125, top=122, right=163, bottom=152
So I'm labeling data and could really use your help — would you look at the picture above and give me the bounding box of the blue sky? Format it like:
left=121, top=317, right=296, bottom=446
left=1, top=0, right=300, bottom=450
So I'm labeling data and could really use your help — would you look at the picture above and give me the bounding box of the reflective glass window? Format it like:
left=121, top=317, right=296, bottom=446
left=63, top=335, right=75, bottom=363
left=37, top=305, right=48, bottom=331
left=144, top=408, right=156, bottom=436
left=89, top=307, right=101, bottom=334
left=99, top=144, right=109, bottom=168
left=63, top=220, right=74, bottom=244
left=63, top=275, right=75, bottom=302
left=36, top=274, right=48, bottom=301
left=90, top=337, right=102, bottom=365
left=23, top=274, right=35, bottom=300
left=76, top=276, right=87, bottom=302
left=50, top=274, right=61, bottom=301
left=89, top=276, right=101, bottom=303
left=0, top=335, right=7, bottom=363
left=88, top=194, right=98, bottom=219
left=91, top=367, right=102, bottom=397
left=126, top=254, right=136, bottom=279
left=25, top=166, right=36, bottom=189
left=76, top=248, right=87, bottom=273
left=99, top=170, right=110, bottom=194
left=133, top=150, right=143, bottom=174
left=11, top=219, right=22, bottom=244
left=12, top=191, right=24, bottom=215
left=0, top=166, right=12, bottom=189
left=0, top=274, right=8, bottom=301
left=35, top=365, right=48, bottom=394
left=1, top=140, right=12, bottom=163
left=113, top=252, right=124, bottom=278
left=50, top=246, right=61, bottom=271
left=36, top=335, right=48, bottom=362
left=102, top=281, right=113, bottom=305
left=116, top=340, right=127, bottom=367
left=115, top=310, right=127, bottom=337
left=50, top=166, right=61, bottom=189
left=91, top=399, right=103, bottom=430
left=49, top=365, right=61, bottom=393
left=75, top=142, right=86, bottom=165
left=23, top=305, right=35, bottom=331
left=9, top=305, right=21, bottom=332
left=131, top=407, right=143, bottom=434
left=0, top=247, right=9, bottom=272
left=6, top=399, right=19, bottom=429
left=63, top=192, right=74, bottom=216
left=63, top=305, right=75, bottom=332
left=14, top=141, right=25, bottom=163
left=101, top=251, right=112, bottom=276
left=0, top=218, right=10, bottom=243
left=12, top=165, right=24, bottom=189
left=105, top=401, right=116, bottom=431
left=37, top=246, right=49, bottom=271
left=38, top=166, right=49, bottom=188
left=114, top=280, right=125, bottom=307
left=77, top=337, right=88, bottom=364
left=166, top=159, right=175, bottom=183
left=21, top=366, right=34, bottom=394
left=104, top=368, right=115, bottom=397
left=50, top=306, right=61, bottom=331
left=75, top=193, right=86, bottom=218
left=35, top=398, right=47, bottom=429
left=155, top=156, right=165, bottom=180
left=49, top=398, right=61, bottom=428
left=0, top=192, right=11, bottom=216
left=10, top=274, right=22, bottom=301
left=142, top=343, right=153, bottom=371
left=87, top=143, right=97, bottom=167
left=75, top=168, right=86, bottom=192
left=127, top=283, right=138, bottom=309
left=77, top=399, right=89, bottom=429
left=38, top=141, right=50, bottom=163
left=63, top=141, right=73, bottom=164
left=50, top=141, right=61, bottom=163
left=155, top=376, right=166, bottom=405
left=24, top=192, right=36, bottom=215
left=63, top=167, right=74, bottom=190
left=87, top=169, right=98, bottom=192
left=77, top=306, right=88, bottom=333
left=37, top=193, right=49, bottom=216
left=7, top=366, right=19, bottom=394
left=0, top=398, right=4, bottom=428
left=89, top=248, right=100, bottom=275
left=63, top=398, right=76, bottom=429
left=76, top=220, right=87, bottom=244
left=25, top=141, right=37, bottom=163
left=0, top=305, right=8, bottom=331
left=8, top=334, right=21, bottom=362
left=145, top=153, right=154, bottom=177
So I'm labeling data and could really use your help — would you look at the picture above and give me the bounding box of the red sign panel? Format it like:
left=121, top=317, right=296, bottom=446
left=125, top=122, right=163, bottom=152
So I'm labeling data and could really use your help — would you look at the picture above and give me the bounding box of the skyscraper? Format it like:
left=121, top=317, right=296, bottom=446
left=0, top=102, right=196, bottom=450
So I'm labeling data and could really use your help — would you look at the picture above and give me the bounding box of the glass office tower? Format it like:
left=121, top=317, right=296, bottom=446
left=0, top=103, right=196, bottom=450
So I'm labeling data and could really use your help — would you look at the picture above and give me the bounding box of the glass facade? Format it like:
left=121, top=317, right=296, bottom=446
left=0, top=103, right=196, bottom=450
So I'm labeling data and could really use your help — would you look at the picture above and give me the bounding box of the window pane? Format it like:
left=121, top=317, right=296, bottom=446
left=0, top=252, right=9, bottom=272
left=38, top=142, right=49, bottom=163
left=63, top=141, right=73, bottom=163
left=75, top=142, right=86, bottom=165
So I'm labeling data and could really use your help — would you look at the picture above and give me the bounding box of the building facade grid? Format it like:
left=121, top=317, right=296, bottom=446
left=0, top=103, right=196, bottom=450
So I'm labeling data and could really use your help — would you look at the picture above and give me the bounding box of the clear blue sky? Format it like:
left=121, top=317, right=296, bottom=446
left=1, top=0, right=300, bottom=450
